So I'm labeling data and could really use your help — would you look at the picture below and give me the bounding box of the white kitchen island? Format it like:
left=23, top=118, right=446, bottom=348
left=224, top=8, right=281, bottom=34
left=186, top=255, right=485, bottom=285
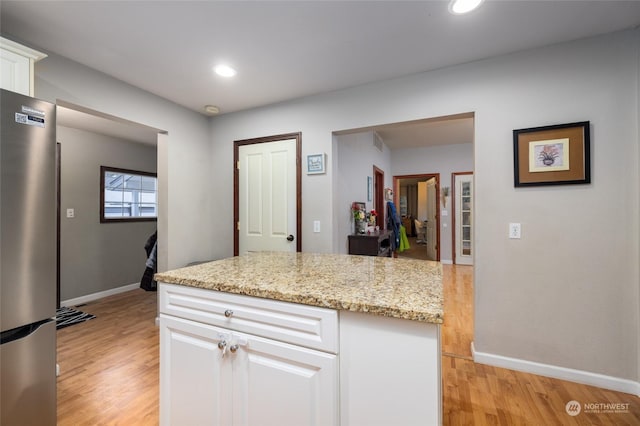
left=155, top=252, right=444, bottom=426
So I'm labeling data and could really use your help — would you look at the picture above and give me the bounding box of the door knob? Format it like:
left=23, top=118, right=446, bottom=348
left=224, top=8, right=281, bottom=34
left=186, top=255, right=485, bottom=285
left=286, top=234, right=295, bottom=242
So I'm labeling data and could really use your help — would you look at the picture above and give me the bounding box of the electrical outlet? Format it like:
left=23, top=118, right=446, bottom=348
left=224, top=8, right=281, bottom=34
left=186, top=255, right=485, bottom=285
left=509, top=223, right=521, bottom=239
left=66, top=208, right=75, bottom=218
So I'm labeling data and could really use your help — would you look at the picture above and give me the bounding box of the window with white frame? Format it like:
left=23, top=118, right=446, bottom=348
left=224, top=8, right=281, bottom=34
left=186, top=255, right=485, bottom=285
left=100, top=166, right=157, bottom=222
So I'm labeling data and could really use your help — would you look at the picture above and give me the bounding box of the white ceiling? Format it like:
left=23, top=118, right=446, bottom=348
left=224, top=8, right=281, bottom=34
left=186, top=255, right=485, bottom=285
left=2, top=1, right=639, bottom=147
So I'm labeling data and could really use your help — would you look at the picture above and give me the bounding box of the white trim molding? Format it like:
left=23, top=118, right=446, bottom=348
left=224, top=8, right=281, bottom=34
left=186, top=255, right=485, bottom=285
left=61, top=282, right=140, bottom=307
left=471, top=342, right=640, bottom=396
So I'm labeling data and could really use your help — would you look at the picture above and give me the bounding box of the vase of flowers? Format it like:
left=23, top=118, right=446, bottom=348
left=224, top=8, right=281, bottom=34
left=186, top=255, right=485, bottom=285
left=368, top=209, right=377, bottom=226
left=352, top=202, right=366, bottom=234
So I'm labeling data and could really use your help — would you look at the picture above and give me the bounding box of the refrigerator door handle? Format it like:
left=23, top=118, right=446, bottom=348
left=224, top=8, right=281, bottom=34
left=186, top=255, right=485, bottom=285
left=0, top=318, right=55, bottom=345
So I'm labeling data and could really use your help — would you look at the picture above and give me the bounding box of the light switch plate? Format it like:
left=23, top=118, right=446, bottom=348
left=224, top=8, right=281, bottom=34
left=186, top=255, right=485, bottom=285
left=313, top=220, right=320, bottom=233
left=509, top=223, right=521, bottom=239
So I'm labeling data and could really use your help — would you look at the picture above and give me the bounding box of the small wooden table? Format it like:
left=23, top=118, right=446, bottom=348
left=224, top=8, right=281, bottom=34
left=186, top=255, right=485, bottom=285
left=348, top=229, right=392, bottom=257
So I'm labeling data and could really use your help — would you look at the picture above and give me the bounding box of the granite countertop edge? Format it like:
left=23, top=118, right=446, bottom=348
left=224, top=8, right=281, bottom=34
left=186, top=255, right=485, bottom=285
left=155, top=253, right=444, bottom=324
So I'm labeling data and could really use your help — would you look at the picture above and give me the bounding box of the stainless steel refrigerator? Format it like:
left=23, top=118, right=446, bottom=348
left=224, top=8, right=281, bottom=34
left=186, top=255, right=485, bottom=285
left=0, top=89, right=57, bottom=425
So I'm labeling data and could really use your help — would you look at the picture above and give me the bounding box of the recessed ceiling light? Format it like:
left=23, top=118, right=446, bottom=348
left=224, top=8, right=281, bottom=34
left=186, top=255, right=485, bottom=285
left=214, top=64, right=237, bottom=77
left=449, top=0, right=484, bottom=15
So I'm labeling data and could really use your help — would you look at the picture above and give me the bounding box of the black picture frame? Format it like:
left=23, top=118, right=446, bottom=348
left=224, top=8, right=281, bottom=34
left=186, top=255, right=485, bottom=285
left=513, top=121, right=590, bottom=187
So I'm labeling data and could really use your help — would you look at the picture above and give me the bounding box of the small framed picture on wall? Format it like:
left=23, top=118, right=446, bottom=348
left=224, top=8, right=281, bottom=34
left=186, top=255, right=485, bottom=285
left=306, top=153, right=326, bottom=175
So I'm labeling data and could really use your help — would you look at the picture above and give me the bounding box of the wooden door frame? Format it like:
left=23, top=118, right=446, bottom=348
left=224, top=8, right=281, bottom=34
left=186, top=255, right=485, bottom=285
left=392, top=173, right=440, bottom=261
left=373, top=165, right=384, bottom=229
left=451, top=171, right=473, bottom=265
left=233, top=133, right=302, bottom=256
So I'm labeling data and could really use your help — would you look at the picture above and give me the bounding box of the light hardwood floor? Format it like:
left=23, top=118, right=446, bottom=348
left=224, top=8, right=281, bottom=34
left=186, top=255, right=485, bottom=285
left=57, top=265, right=639, bottom=425
left=398, top=236, right=431, bottom=261
left=56, top=289, right=159, bottom=425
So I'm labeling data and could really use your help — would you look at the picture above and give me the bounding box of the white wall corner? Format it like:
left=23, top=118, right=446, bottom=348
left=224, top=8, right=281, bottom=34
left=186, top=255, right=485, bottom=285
left=471, top=342, right=640, bottom=396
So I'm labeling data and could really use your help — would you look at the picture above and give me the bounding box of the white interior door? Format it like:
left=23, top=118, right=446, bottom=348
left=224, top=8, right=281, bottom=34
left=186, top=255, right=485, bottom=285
left=454, top=173, right=473, bottom=265
left=426, top=178, right=437, bottom=261
left=238, top=139, right=297, bottom=255
left=417, top=181, right=427, bottom=220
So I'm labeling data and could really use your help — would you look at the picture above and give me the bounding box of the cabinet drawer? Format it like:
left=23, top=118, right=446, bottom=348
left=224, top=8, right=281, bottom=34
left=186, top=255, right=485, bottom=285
left=159, top=283, right=338, bottom=353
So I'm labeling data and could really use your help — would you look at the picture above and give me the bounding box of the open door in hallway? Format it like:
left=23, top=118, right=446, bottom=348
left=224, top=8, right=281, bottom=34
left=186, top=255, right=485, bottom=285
left=393, top=173, right=440, bottom=261
left=453, top=172, right=473, bottom=265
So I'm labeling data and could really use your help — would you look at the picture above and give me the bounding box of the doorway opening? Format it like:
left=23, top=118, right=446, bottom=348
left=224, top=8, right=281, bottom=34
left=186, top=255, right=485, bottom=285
left=452, top=172, right=474, bottom=265
left=393, top=174, right=440, bottom=261
left=55, top=101, right=162, bottom=306
left=334, top=112, right=475, bottom=359
left=373, top=166, right=384, bottom=228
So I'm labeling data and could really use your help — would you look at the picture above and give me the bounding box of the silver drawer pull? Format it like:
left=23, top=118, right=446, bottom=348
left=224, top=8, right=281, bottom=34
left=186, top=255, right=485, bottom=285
left=224, top=309, right=234, bottom=318
left=218, top=340, right=227, bottom=357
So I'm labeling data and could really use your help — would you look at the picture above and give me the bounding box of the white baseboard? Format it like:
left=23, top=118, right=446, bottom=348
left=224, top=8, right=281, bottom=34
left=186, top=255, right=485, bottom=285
left=471, top=342, right=640, bottom=396
left=61, top=282, right=140, bottom=307
left=440, top=259, right=453, bottom=265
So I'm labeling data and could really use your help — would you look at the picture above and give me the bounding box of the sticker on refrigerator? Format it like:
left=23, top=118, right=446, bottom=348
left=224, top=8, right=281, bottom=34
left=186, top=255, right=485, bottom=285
left=21, top=105, right=46, bottom=117
left=15, top=113, right=45, bottom=128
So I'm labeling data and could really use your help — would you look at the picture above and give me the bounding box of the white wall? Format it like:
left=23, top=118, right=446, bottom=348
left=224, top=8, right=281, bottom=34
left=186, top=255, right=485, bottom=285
left=391, top=143, right=474, bottom=263
left=335, top=131, right=391, bottom=254
left=32, top=50, right=213, bottom=271
left=210, top=29, right=639, bottom=384
left=57, top=126, right=157, bottom=300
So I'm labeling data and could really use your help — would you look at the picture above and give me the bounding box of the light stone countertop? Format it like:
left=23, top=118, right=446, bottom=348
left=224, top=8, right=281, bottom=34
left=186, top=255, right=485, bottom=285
left=155, top=252, right=443, bottom=324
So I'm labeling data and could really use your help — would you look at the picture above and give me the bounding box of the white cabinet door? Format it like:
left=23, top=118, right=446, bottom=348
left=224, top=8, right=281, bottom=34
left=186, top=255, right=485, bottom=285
left=161, top=314, right=338, bottom=426
left=0, top=48, right=30, bottom=95
left=0, top=38, right=47, bottom=96
left=232, top=332, right=338, bottom=426
left=160, top=315, right=233, bottom=426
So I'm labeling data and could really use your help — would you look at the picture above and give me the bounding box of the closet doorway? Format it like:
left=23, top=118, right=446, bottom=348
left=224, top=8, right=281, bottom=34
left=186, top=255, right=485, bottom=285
left=393, top=173, right=440, bottom=261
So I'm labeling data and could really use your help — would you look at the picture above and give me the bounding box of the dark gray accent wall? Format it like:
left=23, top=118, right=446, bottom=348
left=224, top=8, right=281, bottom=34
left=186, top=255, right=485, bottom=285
left=58, top=125, right=157, bottom=301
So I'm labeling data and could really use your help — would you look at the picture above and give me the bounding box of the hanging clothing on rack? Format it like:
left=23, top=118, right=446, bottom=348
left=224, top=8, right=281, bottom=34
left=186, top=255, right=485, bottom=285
left=140, top=231, right=157, bottom=291
left=386, top=201, right=401, bottom=252
left=398, top=225, right=411, bottom=253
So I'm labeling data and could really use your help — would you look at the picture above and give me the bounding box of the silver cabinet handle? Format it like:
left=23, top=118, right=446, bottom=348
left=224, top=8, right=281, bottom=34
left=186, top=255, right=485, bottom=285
left=224, top=309, right=233, bottom=318
left=218, top=340, right=228, bottom=357
left=229, top=344, right=239, bottom=353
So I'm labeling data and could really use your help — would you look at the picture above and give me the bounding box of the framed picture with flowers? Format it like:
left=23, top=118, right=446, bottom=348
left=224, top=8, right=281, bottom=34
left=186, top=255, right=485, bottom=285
left=513, top=121, right=590, bottom=187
